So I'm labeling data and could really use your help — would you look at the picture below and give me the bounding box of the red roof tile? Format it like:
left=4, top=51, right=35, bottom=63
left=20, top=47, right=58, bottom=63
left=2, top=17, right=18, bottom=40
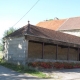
left=36, top=19, right=66, bottom=30
left=58, top=17, right=80, bottom=30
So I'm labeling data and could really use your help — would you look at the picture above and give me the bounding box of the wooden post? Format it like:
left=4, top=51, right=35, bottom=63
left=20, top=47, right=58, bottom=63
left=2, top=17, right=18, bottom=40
left=67, top=46, right=69, bottom=60
left=56, top=44, right=58, bottom=60
left=42, top=42, right=44, bottom=59
left=77, top=48, right=79, bottom=61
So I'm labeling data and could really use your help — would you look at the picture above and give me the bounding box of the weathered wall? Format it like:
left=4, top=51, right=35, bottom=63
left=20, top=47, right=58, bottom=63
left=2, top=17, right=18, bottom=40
left=69, top=48, right=77, bottom=61
left=4, top=37, right=28, bottom=65
left=28, top=42, right=42, bottom=59
left=44, top=44, right=56, bottom=59
left=28, top=42, right=56, bottom=59
left=28, top=41, right=78, bottom=61
left=57, top=46, right=67, bottom=60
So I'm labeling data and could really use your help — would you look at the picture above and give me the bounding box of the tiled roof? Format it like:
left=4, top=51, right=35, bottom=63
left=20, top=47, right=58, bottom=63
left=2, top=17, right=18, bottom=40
left=5, top=24, right=80, bottom=45
left=58, top=17, right=80, bottom=30
left=36, top=19, right=66, bottom=30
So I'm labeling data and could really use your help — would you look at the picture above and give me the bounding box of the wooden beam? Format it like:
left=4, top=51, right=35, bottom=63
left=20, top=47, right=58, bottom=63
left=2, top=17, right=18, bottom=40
left=42, top=42, right=44, bottom=59
left=56, top=44, right=58, bottom=60
left=67, top=46, right=69, bottom=60
left=77, top=48, right=79, bottom=61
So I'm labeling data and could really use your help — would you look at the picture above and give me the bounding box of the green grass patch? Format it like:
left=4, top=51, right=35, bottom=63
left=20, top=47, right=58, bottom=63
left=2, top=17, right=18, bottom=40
left=0, top=59, right=48, bottom=78
left=0, top=51, right=3, bottom=59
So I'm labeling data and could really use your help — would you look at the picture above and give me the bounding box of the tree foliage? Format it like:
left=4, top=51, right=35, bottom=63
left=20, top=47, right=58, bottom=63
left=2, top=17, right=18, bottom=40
left=0, top=43, right=3, bottom=51
left=48, top=19, right=53, bottom=21
left=0, top=27, right=16, bottom=51
left=3, top=27, right=16, bottom=37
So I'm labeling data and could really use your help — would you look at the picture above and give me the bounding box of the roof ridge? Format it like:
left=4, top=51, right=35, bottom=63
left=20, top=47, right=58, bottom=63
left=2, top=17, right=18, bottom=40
left=57, top=18, right=69, bottom=30
left=69, top=16, right=80, bottom=19
left=37, top=19, right=66, bottom=23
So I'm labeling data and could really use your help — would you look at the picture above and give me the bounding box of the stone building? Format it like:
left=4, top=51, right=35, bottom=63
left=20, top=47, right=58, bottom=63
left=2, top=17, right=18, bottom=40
left=3, top=23, right=80, bottom=65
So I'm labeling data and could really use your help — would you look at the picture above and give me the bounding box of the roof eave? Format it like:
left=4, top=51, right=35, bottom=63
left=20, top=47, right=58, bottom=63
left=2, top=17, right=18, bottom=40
left=25, top=34, right=80, bottom=48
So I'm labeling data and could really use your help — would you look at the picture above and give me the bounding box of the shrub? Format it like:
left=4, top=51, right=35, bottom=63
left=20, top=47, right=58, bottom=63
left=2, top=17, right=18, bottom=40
left=54, top=62, right=64, bottom=69
left=63, top=63, right=73, bottom=69
left=40, top=62, right=52, bottom=69
left=28, top=61, right=80, bottom=69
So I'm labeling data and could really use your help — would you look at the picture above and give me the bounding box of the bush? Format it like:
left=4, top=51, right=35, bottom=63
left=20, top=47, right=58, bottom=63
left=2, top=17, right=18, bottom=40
left=54, top=62, right=64, bottom=69
left=28, top=61, right=80, bottom=69
left=63, top=63, right=73, bottom=69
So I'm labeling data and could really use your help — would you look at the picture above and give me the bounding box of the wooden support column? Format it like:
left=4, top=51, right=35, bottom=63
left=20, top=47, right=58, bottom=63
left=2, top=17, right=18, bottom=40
left=67, top=46, right=69, bottom=60
left=42, top=42, right=44, bottom=59
left=56, top=44, right=58, bottom=60
left=77, top=48, right=79, bottom=61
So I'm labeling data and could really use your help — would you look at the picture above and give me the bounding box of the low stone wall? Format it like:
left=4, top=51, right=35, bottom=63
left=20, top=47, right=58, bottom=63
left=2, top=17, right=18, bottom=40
left=27, top=58, right=80, bottom=64
left=27, top=59, right=80, bottom=70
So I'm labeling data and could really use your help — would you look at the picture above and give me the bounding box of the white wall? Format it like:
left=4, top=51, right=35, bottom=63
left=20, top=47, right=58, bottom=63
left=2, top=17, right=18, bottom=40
left=4, top=37, right=28, bottom=65
left=60, top=30, right=80, bottom=37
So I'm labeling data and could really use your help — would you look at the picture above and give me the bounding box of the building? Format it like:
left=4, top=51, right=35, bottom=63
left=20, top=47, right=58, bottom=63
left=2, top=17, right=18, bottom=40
left=36, top=16, right=80, bottom=37
left=36, top=18, right=66, bottom=31
left=3, top=23, right=80, bottom=65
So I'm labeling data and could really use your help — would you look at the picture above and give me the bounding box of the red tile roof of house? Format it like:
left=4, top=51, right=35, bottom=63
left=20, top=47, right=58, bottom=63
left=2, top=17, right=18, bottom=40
left=36, top=19, right=66, bottom=30
left=5, top=24, right=80, bottom=45
left=58, top=17, right=80, bottom=30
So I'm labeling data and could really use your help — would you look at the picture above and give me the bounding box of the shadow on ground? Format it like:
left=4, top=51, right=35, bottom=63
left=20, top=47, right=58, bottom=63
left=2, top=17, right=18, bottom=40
left=0, top=65, right=40, bottom=80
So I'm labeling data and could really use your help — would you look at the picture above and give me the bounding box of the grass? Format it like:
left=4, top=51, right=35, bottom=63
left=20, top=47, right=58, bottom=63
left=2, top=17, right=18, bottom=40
left=0, top=51, right=3, bottom=59
left=0, top=59, right=49, bottom=78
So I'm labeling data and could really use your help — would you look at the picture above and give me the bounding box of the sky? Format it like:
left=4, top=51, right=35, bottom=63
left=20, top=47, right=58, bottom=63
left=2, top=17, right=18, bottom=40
left=0, top=0, right=80, bottom=39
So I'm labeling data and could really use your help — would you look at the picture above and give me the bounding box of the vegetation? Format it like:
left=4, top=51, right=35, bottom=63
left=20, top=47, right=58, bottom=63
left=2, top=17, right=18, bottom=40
left=0, top=27, right=16, bottom=51
left=3, top=27, right=16, bottom=37
left=0, top=43, right=3, bottom=51
left=0, top=59, right=48, bottom=78
left=28, top=61, right=80, bottom=69
left=48, top=19, right=53, bottom=21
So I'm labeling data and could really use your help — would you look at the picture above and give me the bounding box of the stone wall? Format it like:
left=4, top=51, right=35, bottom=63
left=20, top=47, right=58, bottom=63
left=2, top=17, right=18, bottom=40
left=4, top=37, right=28, bottom=65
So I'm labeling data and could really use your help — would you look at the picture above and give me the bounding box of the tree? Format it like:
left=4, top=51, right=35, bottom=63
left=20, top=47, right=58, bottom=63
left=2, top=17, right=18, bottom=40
left=0, top=27, right=16, bottom=51
left=44, top=19, right=53, bottom=21
left=0, top=43, right=3, bottom=51
left=3, top=27, right=16, bottom=37
left=48, top=19, right=53, bottom=21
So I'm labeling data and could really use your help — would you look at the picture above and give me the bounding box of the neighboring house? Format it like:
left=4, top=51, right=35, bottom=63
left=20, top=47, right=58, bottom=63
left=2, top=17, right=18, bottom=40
left=58, top=17, right=80, bottom=37
left=36, top=18, right=66, bottom=31
left=3, top=23, right=80, bottom=65
left=36, top=17, right=80, bottom=37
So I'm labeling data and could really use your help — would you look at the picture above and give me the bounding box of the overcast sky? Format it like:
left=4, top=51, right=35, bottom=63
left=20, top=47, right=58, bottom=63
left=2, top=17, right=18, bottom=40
left=0, top=0, right=80, bottom=39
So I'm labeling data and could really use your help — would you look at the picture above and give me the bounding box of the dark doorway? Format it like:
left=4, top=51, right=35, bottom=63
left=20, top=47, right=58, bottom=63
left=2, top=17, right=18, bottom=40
left=79, top=53, right=80, bottom=61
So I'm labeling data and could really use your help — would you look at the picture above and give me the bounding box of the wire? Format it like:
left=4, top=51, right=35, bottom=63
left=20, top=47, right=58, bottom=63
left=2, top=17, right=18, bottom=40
left=12, top=0, right=40, bottom=27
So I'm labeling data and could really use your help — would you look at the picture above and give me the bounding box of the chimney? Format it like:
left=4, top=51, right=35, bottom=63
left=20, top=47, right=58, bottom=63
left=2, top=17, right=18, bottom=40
left=28, top=20, right=30, bottom=24
left=27, top=20, right=30, bottom=34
